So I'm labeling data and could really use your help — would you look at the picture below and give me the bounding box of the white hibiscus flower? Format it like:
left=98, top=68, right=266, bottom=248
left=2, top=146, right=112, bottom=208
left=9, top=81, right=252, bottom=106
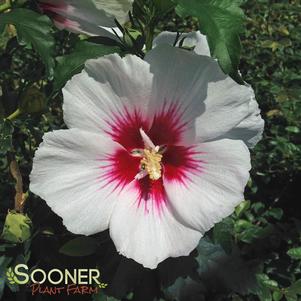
left=30, top=35, right=264, bottom=269
left=38, top=0, right=133, bottom=38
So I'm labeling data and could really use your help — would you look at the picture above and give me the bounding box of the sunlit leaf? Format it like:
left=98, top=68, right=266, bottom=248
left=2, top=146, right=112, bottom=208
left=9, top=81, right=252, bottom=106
left=53, top=41, right=120, bottom=91
left=235, top=200, right=251, bottom=218
left=175, top=0, right=245, bottom=83
left=0, top=9, right=55, bottom=76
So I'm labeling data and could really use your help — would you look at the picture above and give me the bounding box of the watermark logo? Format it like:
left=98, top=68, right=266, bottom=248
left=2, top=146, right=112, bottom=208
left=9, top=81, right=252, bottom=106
left=6, top=264, right=108, bottom=296
left=6, top=267, right=21, bottom=285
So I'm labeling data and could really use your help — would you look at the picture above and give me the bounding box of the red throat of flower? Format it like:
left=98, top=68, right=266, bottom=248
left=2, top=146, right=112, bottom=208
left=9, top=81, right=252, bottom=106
left=100, top=103, right=203, bottom=213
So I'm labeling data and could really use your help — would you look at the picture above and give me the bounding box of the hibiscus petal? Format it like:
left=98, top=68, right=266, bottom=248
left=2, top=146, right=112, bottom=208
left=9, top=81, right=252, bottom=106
left=109, top=181, right=202, bottom=269
left=164, top=139, right=250, bottom=232
left=63, top=54, right=153, bottom=143
left=30, top=128, right=124, bottom=235
left=218, top=87, right=264, bottom=148
left=145, top=44, right=263, bottom=147
left=39, top=0, right=132, bottom=37
left=194, top=76, right=261, bottom=145
left=153, top=30, right=210, bottom=56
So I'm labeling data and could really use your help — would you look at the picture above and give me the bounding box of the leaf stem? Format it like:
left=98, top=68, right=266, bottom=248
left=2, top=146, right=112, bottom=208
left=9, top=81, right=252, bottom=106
left=6, top=108, right=21, bottom=121
left=145, top=24, right=154, bottom=51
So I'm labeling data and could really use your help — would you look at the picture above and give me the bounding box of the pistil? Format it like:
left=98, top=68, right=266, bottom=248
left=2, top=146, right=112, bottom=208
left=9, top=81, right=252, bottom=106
left=132, top=129, right=164, bottom=181
left=140, top=148, right=163, bottom=180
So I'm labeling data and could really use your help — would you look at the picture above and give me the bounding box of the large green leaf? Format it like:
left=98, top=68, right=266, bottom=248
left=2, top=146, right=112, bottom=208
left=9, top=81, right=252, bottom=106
left=252, top=274, right=273, bottom=301
left=213, top=217, right=234, bottom=254
left=288, top=279, right=301, bottom=295
left=163, top=277, right=204, bottom=301
left=175, top=0, right=244, bottom=83
left=154, top=0, right=176, bottom=14
left=53, top=41, right=120, bottom=91
left=196, top=239, right=258, bottom=295
left=0, top=8, right=55, bottom=76
left=59, top=236, right=98, bottom=257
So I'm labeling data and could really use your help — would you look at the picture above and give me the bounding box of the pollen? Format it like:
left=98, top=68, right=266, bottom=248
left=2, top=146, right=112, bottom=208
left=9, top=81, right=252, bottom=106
left=141, top=149, right=163, bottom=180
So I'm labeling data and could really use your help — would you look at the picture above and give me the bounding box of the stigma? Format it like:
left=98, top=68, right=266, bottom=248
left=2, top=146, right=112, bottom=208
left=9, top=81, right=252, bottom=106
left=131, top=129, right=164, bottom=181
left=140, top=148, right=163, bottom=180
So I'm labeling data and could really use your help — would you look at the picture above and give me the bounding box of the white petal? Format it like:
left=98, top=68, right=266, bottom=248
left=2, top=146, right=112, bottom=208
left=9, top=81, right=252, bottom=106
left=109, top=182, right=202, bottom=269
left=145, top=44, right=263, bottom=146
left=63, top=53, right=152, bottom=135
left=194, top=81, right=264, bottom=145
left=145, top=44, right=219, bottom=146
left=164, top=139, right=250, bottom=232
left=218, top=87, right=265, bottom=148
left=39, top=0, right=132, bottom=36
left=30, top=128, right=123, bottom=235
left=153, top=31, right=210, bottom=56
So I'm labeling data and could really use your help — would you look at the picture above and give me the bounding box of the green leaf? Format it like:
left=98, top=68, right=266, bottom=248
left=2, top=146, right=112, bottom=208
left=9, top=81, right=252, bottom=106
left=234, top=219, right=252, bottom=232
left=287, top=247, right=301, bottom=260
left=285, top=126, right=300, bottom=134
left=265, top=208, right=283, bottom=220
left=59, top=236, right=98, bottom=257
left=154, top=0, right=176, bottom=14
left=53, top=41, right=120, bottom=91
left=196, top=238, right=257, bottom=295
left=237, top=224, right=273, bottom=244
left=288, top=280, right=301, bottom=295
left=213, top=217, right=234, bottom=253
left=0, top=9, right=55, bottom=76
left=272, top=291, right=283, bottom=301
left=196, top=238, right=225, bottom=274
left=252, top=202, right=265, bottom=214
left=163, top=276, right=203, bottom=301
left=258, top=286, right=272, bottom=301
left=0, top=119, right=13, bottom=155
left=256, top=274, right=278, bottom=290
left=255, top=274, right=273, bottom=301
left=175, top=0, right=244, bottom=83
left=235, top=200, right=251, bottom=217
left=285, top=294, right=298, bottom=301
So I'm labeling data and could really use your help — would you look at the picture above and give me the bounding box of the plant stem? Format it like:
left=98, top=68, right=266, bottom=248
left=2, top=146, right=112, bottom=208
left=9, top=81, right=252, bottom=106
left=6, top=108, right=21, bottom=121
left=145, top=25, right=154, bottom=51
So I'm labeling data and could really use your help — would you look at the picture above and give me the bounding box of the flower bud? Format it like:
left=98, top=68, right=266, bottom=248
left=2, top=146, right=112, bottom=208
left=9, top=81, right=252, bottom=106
left=19, top=87, right=47, bottom=114
left=1, top=210, right=32, bottom=243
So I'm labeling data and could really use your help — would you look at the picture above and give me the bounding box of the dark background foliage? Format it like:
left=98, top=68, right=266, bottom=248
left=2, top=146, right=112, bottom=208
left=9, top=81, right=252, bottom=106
left=0, top=0, right=300, bottom=300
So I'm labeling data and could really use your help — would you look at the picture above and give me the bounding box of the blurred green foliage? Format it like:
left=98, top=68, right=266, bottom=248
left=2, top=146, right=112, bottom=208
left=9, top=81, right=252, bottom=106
left=0, top=0, right=301, bottom=300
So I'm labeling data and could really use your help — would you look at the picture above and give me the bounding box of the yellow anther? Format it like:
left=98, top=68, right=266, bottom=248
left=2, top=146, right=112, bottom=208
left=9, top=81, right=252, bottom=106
left=140, top=148, right=163, bottom=180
